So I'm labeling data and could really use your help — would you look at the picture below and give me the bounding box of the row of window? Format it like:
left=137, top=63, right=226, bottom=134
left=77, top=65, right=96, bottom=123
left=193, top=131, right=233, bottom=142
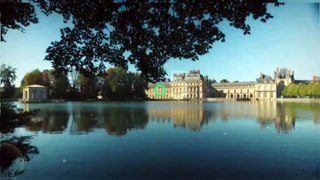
left=257, top=85, right=276, bottom=91
left=148, top=87, right=202, bottom=94
left=257, top=92, right=274, bottom=98
left=224, top=92, right=275, bottom=98
left=214, top=84, right=255, bottom=88
left=149, top=93, right=201, bottom=99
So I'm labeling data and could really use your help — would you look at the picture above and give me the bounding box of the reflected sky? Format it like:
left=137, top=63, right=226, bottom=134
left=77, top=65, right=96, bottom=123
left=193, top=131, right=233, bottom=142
left=10, top=101, right=320, bottom=179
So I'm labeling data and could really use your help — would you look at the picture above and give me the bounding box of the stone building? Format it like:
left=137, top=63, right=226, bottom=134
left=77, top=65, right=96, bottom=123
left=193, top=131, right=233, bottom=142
left=22, top=84, right=48, bottom=102
left=313, top=75, right=320, bottom=82
left=274, top=67, right=294, bottom=86
left=211, top=68, right=294, bottom=100
left=146, top=70, right=211, bottom=100
left=212, top=82, right=277, bottom=100
left=147, top=68, right=295, bottom=100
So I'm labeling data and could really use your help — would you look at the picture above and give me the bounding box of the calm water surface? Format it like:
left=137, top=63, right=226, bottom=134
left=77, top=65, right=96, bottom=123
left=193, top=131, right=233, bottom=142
left=2, top=101, right=320, bottom=179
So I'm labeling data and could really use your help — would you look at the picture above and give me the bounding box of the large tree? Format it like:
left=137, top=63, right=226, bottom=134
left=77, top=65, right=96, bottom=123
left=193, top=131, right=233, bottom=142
left=1, top=1, right=283, bottom=81
left=78, top=73, right=98, bottom=99
left=220, top=79, right=229, bottom=83
left=0, top=64, right=17, bottom=98
left=102, top=67, right=146, bottom=100
left=21, top=69, right=46, bottom=86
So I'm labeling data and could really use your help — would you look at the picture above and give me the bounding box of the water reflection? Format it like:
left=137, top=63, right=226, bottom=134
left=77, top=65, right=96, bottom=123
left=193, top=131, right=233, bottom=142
left=70, top=107, right=98, bottom=134
left=147, top=102, right=211, bottom=131
left=21, top=101, right=320, bottom=135
left=0, top=136, right=40, bottom=179
left=26, top=108, right=69, bottom=133
left=1, top=103, right=40, bottom=179
left=69, top=106, right=148, bottom=136
left=102, top=108, right=148, bottom=136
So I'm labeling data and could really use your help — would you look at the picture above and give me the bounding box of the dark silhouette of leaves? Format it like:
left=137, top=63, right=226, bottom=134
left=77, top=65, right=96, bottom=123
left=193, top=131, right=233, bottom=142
left=0, top=0, right=38, bottom=42
left=1, top=1, right=283, bottom=81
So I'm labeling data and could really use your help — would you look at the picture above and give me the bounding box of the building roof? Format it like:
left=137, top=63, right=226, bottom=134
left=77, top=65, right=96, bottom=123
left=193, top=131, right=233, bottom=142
left=26, top=84, right=47, bottom=88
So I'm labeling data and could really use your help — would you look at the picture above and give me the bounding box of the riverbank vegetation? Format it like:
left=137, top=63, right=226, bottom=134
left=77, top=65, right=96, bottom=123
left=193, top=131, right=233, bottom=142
left=281, top=82, right=320, bottom=98
left=19, top=67, right=146, bottom=100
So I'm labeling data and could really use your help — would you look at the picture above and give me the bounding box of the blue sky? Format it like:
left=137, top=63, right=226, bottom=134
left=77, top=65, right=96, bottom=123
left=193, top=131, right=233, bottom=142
left=1, top=3, right=319, bottom=86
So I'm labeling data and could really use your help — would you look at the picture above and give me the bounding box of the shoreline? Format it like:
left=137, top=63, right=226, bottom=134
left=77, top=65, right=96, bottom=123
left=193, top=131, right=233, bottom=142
left=276, top=98, right=320, bottom=103
left=2, top=98, right=320, bottom=104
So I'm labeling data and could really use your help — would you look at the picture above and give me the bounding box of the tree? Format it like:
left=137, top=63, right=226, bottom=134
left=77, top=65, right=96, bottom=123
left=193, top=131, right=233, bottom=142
left=2, top=1, right=283, bottom=81
left=102, top=67, right=146, bottom=100
left=0, top=1, right=38, bottom=42
left=286, top=83, right=298, bottom=97
left=103, top=67, right=130, bottom=99
left=78, top=74, right=98, bottom=99
left=49, top=71, right=70, bottom=99
left=209, top=79, right=217, bottom=84
left=21, top=69, right=45, bottom=87
left=310, top=82, right=320, bottom=98
left=220, top=79, right=229, bottom=83
left=129, top=72, right=147, bottom=99
left=297, top=83, right=308, bottom=97
left=0, top=64, right=17, bottom=98
left=281, top=82, right=320, bottom=98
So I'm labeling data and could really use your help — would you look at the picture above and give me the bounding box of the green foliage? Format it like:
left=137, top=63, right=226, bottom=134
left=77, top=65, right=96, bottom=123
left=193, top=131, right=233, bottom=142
left=49, top=71, right=70, bottom=99
left=297, top=83, right=308, bottom=97
left=78, top=74, right=98, bottom=99
left=21, top=69, right=45, bottom=87
left=281, top=82, right=320, bottom=98
left=0, top=103, right=38, bottom=133
left=23, top=0, right=282, bottom=82
left=0, top=1, right=38, bottom=42
left=220, top=79, right=229, bottom=83
left=0, top=64, right=17, bottom=88
left=102, top=67, right=146, bottom=100
left=2, top=1, right=284, bottom=81
left=0, top=64, right=17, bottom=98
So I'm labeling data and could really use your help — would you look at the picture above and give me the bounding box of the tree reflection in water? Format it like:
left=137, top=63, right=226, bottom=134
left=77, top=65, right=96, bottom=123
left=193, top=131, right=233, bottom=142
left=20, top=101, right=320, bottom=136
left=0, top=103, right=40, bottom=179
left=26, top=108, right=69, bottom=133
left=103, top=107, right=148, bottom=136
left=70, top=107, right=98, bottom=134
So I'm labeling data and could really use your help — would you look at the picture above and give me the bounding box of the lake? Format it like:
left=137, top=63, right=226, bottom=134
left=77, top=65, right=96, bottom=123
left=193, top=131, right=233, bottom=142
left=1, top=101, right=320, bottom=180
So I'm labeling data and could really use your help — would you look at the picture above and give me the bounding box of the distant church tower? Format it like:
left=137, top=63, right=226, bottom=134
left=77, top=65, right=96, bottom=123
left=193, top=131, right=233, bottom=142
left=274, top=67, right=295, bottom=86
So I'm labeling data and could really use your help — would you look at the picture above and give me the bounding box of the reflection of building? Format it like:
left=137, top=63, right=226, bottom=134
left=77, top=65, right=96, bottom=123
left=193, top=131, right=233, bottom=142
left=146, top=70, right=211, bottom=100
left=147, top=102, right=208, bottom=130
left=22, top=85, right=48, bottom=102
left=211, top=68, right=294, bottom=100
left=146, top=101, right=297, bottom=133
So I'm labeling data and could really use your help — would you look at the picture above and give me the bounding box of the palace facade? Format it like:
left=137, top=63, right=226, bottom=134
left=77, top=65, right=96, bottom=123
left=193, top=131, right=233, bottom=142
left=146, top=70, right=211, bottom=100
left=146, top=68, right=296, bottom=100
left=211, top=68, right=295, bottom=100
left=212, top=82, right=278, bottom=100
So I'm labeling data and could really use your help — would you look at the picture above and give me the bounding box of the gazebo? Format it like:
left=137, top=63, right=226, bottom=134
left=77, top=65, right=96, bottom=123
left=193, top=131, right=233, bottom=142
left=22, top=85, right=48, bottom=102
